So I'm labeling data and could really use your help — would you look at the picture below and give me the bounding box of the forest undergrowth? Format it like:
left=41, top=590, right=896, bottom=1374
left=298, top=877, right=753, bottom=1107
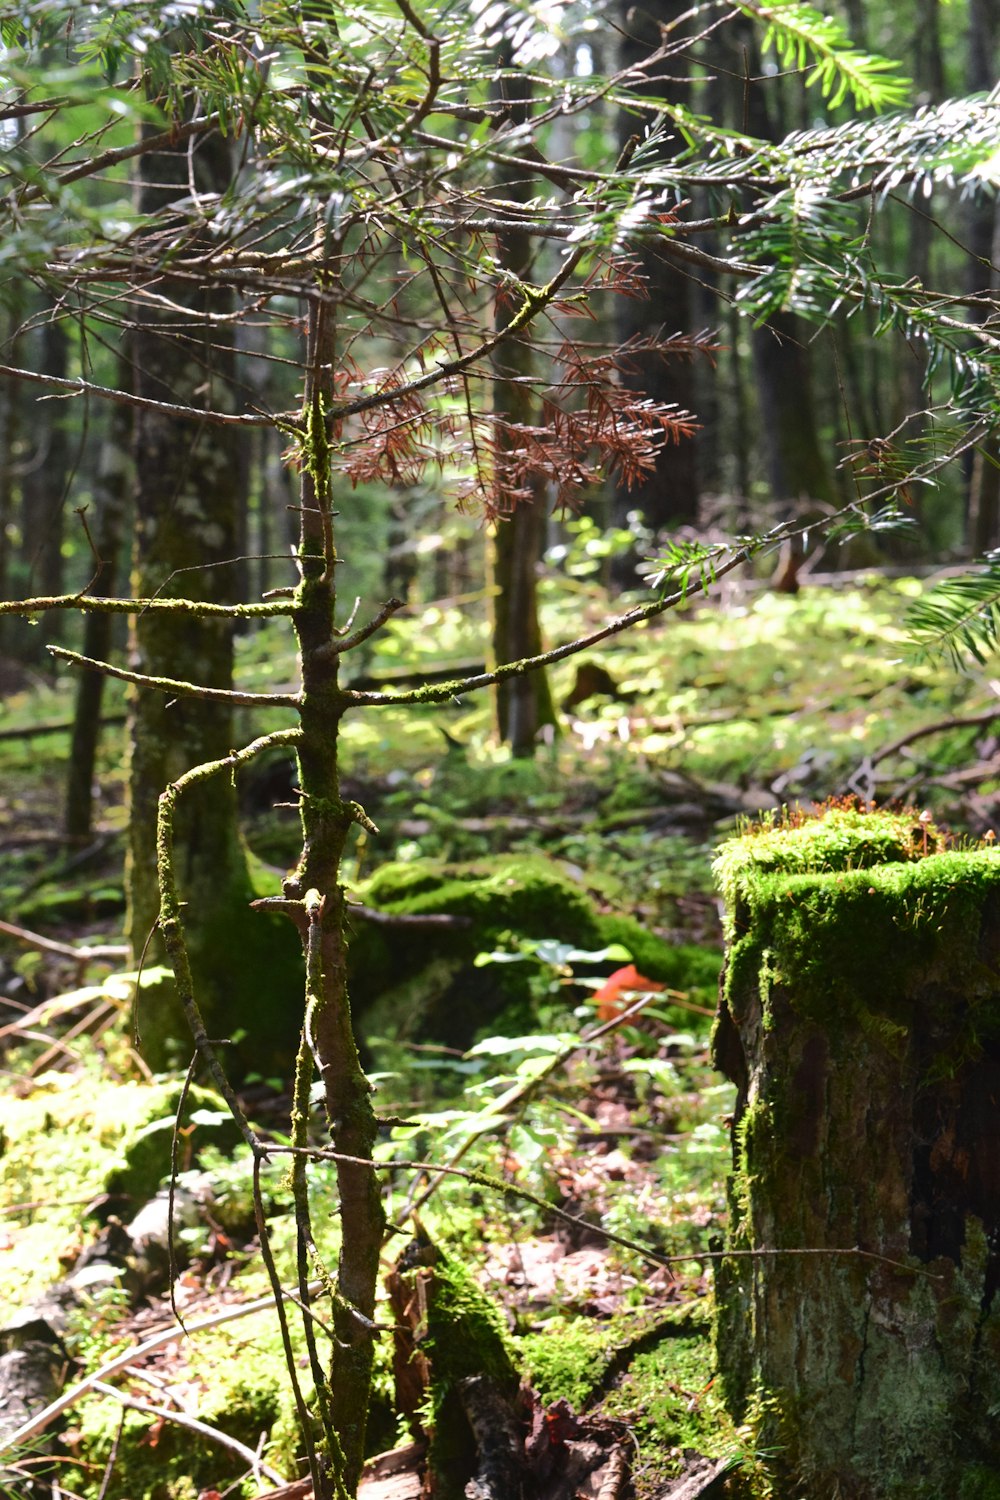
left=0, top=572, right=997, bottom=1499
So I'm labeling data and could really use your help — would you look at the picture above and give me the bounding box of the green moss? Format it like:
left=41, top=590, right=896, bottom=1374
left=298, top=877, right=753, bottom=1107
left=352, top=855, right=722, bottom=1042
left=714, top=806, right=948, bottom=918
left=0, top=1073, right=244, bottom=1315
left=712, top=806, right=1000, bottom=1496
left=133, top=851, right=304, bottom=1078
left=600, top=1335, right=735, bottom=1492
left=423, top=1251, right=519, bottom=1391
left=519, top=1317, right=622, bottom=1410
left=71, top=1317, right=289, bottom=1499
left=360, top=855, right=600, bottom=944
left=720, top=847, right=1000, bottom=1040
left=102, top=1079, right=244, bottom=1207
left=519, top=1306, right=739, bottom=1500
left=958, top=1468, right=1000, bottom=1500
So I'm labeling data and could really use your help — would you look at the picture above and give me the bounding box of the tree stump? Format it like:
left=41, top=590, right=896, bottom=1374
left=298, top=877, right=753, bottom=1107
left=711, top=807, right=1000, bottom=1499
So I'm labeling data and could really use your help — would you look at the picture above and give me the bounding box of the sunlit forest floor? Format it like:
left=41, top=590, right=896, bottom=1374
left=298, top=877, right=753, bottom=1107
left=1, top=572, right=997, bottom=1498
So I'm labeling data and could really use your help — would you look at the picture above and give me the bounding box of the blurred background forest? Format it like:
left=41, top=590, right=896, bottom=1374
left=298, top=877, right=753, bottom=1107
left=2, top=0, right=1000, bottom=1496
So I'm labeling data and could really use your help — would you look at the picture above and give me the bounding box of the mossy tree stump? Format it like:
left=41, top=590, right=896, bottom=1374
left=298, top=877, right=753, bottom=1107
left=711, top=808, right=1000, bottom=1500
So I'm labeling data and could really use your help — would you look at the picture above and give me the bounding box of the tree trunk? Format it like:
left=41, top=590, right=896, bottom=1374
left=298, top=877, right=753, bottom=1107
left=283, top=280, right=386, bottom=1498
left=738, top=40, right=837, bottom=516
left=611, top=0, right=699, bottom=562
left=965, top=0, right=999, bottom=553
left=489, top=61, right=557, bottom=756
left=712, top=811, right=1000, bottom=1498
left=65, top=392, right=131, bottom=839
left=490, top=502, right=557, bottom=756
left=0, top=304, right=22, bottom=656
left=19, top=310, right=69, bottom=658
left=127, top=117, right=298, bottom=1073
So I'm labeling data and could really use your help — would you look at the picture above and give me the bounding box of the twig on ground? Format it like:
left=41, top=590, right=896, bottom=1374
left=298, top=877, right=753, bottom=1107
left=868, top=706, right=1000, bottom=767
left=596, top=1442, right=630, bottom=1500
left=0, top=1285, right=321, bottom=1457
left=89, top=1379, right=287, bottom=1488
left=0, top=917, right=128, bottom=964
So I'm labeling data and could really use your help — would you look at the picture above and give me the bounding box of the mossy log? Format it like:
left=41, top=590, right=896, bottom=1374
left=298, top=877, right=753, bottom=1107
left=711, top=809, right=1000, bottom=1499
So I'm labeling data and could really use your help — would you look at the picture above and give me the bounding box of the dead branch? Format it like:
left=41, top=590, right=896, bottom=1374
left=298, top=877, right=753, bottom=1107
left=0, top=917, right=128, bottom=964
left=0, top=1285, right=321, bottom=1459
left=868, top=705, right=1000, bottom=766
left=89, top=1379, right=287, bottom=1488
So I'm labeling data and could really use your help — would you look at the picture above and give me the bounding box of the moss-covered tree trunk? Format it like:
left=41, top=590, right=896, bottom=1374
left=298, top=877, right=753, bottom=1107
left=712, top=809, right=1000, bottom=1499
left=277, top=257, right=386, bottom=1490
left=127, top=119, right=297, bottom=1071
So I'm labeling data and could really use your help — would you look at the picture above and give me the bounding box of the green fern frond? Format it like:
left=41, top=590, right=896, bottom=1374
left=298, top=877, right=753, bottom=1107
left=905, top=561, right=1000, bottom=668
left=739, top=2, right=911, bottom=112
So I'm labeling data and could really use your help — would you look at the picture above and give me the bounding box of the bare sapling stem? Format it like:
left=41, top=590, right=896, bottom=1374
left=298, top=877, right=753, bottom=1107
left=281, top=283, right=387, bottom=1494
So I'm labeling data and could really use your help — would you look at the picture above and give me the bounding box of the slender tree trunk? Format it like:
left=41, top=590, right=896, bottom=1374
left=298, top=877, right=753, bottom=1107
left=283, top=281, right=386, bottom=1495
left=611, top=0, right=699, bottom=558
left=0, top=306, right=22, bottom=657
left=965, top=0, right=999, bottom=552
left=19, top=312, right=69, bottom=657
left=489, top=61, right=557, bottom=755
left=729, top=20, right=839, bottom=583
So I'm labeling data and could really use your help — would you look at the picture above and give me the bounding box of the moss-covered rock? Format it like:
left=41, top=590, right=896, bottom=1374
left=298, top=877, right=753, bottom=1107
left=712, top=807, right=1000, bottom=1499
left=102, top=1079, right=243, bottom=1210
left=351, top=855, right=721, bottom=1047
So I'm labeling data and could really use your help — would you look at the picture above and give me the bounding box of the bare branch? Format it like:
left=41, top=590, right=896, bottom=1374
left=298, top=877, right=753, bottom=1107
left=323, top=597, right=405, bottom=656
left=0, top=591, right=293, bottom=619
left=345, top=544, right=754, bottom=707
left=0, top=1282, right=321, bottom=1458
left=90, top=1381, right=287, bottom=1488
left=0, top=362, right=289, bottom=428
left=49, top=646, right=302, bottom=708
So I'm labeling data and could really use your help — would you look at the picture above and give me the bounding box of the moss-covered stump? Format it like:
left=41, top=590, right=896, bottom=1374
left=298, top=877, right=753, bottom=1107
left=711, top=807, right=1000, bottom=1499
left=351, top=855, right=721, bottom=1048
left=387, top=1236, right=522, bottom=1499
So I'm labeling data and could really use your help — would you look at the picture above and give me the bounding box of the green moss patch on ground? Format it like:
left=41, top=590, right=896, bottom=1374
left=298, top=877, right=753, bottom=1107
left=519, top=1303, right=739, bottom=1498
left=0, top=1073, right=241, bottom=1318
left=68, top=1310, right=296, bottom=1500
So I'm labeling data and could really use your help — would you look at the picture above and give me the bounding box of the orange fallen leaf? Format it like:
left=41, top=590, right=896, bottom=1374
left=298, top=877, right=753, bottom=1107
left=591, top=964, right=664, bottom=1022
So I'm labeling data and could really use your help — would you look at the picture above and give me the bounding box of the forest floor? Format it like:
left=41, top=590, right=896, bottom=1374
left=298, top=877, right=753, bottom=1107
left=0, top=570, right=997, bottom=1500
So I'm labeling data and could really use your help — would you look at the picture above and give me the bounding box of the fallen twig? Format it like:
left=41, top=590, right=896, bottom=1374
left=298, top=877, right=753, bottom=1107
left=89, top=1379, right=287, bottom=1488
left=596, top=1442, right=630, bottom=1500
left=0, top=917, right=128, bottom=964
left=868, top=706, right=1000, bottom=767
left=0, top=1284, right=321, bottom=1458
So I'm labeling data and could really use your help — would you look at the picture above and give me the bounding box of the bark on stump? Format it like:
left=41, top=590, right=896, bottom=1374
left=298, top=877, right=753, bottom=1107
left=711, top=809, right=1000, bottom=1500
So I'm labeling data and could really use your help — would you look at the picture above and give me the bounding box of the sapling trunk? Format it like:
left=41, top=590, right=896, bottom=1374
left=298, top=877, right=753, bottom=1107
left=282, top=295, right=386, bottom=1494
